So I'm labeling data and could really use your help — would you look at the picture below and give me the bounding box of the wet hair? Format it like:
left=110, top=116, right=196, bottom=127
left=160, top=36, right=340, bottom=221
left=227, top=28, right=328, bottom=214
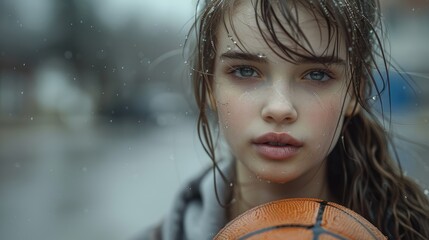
left=185, top=0, right=429, bottom=239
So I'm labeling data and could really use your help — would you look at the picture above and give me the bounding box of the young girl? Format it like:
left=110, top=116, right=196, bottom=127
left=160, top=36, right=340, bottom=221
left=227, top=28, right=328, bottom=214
left=142, top=0, right=429, bottom=239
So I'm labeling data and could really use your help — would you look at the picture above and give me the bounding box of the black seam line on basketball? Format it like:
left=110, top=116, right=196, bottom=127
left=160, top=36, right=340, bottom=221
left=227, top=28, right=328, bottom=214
left=238, top=224, right=314, bottom=240
left=311, top=200, right=328, bottom=240
left=325, top=202, right=379, bottom=240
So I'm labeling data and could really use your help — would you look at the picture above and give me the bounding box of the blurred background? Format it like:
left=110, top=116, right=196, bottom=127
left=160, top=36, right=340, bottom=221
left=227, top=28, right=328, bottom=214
left=0, top=0, right=428, bottom=240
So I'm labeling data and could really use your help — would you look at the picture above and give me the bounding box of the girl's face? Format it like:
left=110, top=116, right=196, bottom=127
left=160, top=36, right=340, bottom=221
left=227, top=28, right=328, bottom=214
left=212, top=1, right=356, bottom=184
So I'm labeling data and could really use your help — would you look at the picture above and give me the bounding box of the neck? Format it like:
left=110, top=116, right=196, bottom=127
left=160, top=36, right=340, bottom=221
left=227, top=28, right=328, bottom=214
left=228, top=161, right=336, bottom=220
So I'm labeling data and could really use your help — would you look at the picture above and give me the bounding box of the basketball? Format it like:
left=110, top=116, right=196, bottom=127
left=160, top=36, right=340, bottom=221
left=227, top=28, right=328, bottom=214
left=214, top=198, right=386, bottom=240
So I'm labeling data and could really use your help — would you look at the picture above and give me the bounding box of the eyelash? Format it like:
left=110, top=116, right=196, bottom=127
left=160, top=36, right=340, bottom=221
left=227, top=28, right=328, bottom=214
left=302, top=69, right=335, bottom=82
left=227, top=65, right=335, bottom=82
left=228, top=65, right=260, bottom=79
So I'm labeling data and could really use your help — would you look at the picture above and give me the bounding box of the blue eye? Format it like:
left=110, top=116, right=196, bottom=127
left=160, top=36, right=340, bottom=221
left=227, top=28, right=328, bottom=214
left=304, top=70, right=332, bottom=81
left=232, top=66, right=259, bottom=78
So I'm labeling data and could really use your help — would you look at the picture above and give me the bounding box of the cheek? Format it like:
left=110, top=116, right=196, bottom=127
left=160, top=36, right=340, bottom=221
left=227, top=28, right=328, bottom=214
left=215, top=88, right=257, bottom=130
left=304, top=94, right=347, bottom=147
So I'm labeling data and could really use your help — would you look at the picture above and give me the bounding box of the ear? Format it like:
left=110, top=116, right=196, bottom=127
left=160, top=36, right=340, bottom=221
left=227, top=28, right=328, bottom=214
left=345, top=91, right=361, bottom=117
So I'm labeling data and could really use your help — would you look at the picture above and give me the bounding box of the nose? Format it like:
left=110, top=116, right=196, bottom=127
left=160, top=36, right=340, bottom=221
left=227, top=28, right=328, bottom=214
left=261, top=87, right=297, bottom=123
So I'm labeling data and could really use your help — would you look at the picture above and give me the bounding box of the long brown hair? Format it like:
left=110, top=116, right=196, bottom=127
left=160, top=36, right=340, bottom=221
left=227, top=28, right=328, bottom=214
left=185, top=0, right=429, bottom=238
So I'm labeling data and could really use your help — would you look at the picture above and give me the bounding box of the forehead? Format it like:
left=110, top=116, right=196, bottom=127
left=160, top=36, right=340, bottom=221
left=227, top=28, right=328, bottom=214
left=218, top=1, right=346, bottom=59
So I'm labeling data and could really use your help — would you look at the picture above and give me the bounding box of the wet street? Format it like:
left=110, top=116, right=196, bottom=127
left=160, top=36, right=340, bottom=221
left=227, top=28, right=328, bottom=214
left=0, top=117, right=210, bottom=240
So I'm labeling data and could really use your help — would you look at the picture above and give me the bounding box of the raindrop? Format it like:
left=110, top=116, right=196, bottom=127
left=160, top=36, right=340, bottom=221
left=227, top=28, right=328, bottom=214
left=372, top=96, right=377, bottom=100
left=20, top=91, right=24, bottom=95
left=121, top=66, right=124, bottom=70
left=424, top=189, right=428, bottom=195
left=80, top=19, right=84, bottom=24
left=184, top=60, right=188, bottom=64
left=82, top=167, right=87, bottom=172
left=257, top=53, right=266, bottom=58
left=22, top=63, right=26, bottom=67
left=30, top=116, right=33, bottom=121
left=229, top=183, right=233, bottom=187
left=348, top=47, right=353, bottom=52
left=226, top=45, right=232, bottom=51
left=109, top=119, right=113, bottom=123
left=15, top=163, right=20, bottom=168
left=147, top=60, right=151, bottom=64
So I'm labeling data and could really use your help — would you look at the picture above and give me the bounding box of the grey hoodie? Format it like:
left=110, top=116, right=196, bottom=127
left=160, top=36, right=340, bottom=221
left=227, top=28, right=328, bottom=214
left=139, top=160, right=234, bottom=240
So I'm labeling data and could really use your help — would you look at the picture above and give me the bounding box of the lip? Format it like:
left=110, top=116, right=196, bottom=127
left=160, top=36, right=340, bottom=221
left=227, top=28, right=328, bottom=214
left=252, top=132, right=303, bottom=160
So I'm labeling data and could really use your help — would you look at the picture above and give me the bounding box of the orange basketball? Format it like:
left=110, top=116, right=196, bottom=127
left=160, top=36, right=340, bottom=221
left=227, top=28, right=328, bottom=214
left=214, top=198, right=386, bottom=240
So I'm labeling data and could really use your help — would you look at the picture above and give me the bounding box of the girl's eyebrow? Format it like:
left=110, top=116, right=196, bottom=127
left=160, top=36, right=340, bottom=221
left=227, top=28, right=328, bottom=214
left=220, top=51, right=346, bottom=66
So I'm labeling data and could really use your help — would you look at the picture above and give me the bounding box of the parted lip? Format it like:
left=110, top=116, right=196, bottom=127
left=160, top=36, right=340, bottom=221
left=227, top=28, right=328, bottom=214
left=252, top=132, right=303, bottom=147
